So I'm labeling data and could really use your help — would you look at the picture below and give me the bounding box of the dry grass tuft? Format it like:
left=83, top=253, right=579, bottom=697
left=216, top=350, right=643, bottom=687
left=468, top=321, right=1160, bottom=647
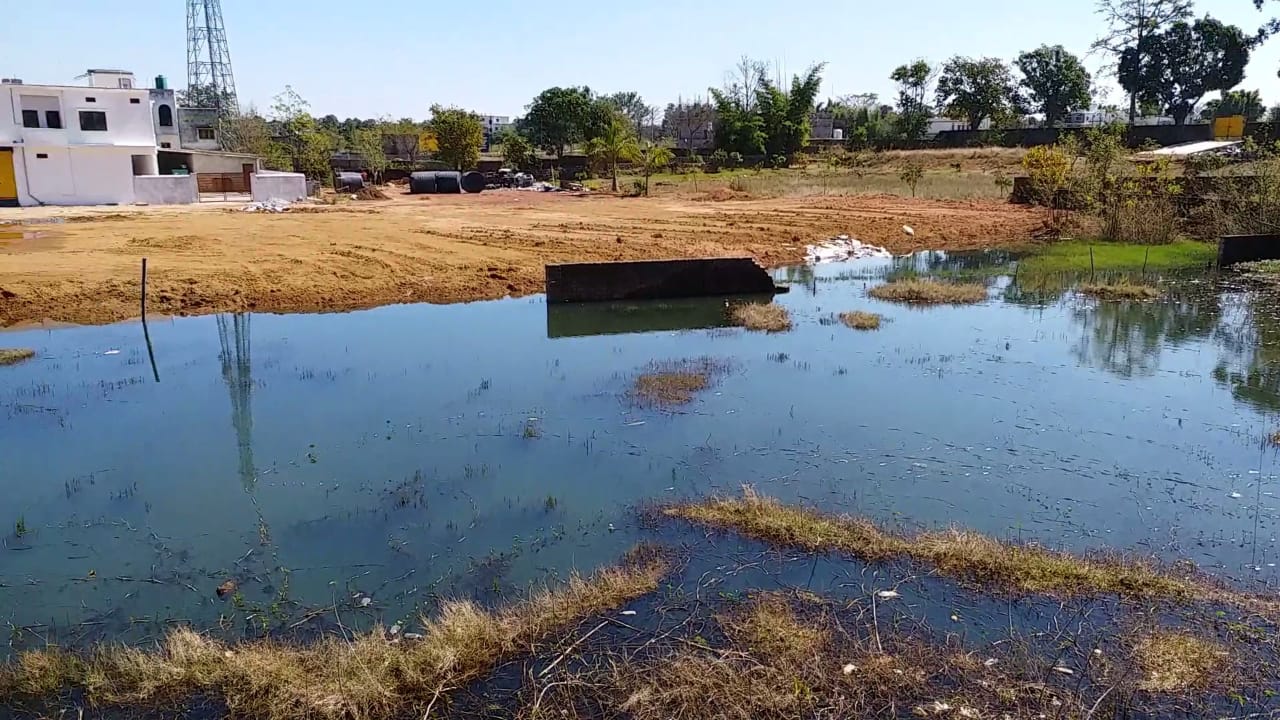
left=1133, top=630, right=1225, bottom=693
left=868, top=279, right=986, bottom=305
left=838, top=311, right=882, bottom=330
left=0, top=348, right=35, bottom=366
left=665, top=488, right=1222, bottom=603
left=1077, top=281, right=1162, bottom=300
left=523, top=591, right=1075, bottom=720
left=718, top=593, right=828, bottom=663
left=1269, top=429, right=1280, bottom=447
left=0, top=547, right=669, bottom=719
left=629, top=358, right=729, bottom=408
left=729, top=302, right=791, bottom=332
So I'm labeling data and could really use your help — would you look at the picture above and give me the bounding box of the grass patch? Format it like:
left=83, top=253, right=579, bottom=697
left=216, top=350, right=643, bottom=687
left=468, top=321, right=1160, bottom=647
left=0, top=546, right=669, bottom=719
left=868, top=279, right=986, bottom=305
left=1018, top=240, right=1215, bottom=276
left=729, top=302, right=791, bottom=332
left=1133, top=630, right=1226, bottom=693
left=838, top=310, right=882, bottom=330
left=664, top=488, right=1259, bottom=606
left=1077, top=280, right=1162, bottom=300
left=0, top=348, right=35, bottom=366
left=629, top=358, right=729, bottom=408
left=1269, top=429, right=1280, bottom=447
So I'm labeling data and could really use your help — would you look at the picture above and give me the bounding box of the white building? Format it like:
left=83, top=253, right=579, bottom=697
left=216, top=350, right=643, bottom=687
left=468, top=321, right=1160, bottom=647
left=0, top=70, right=159, bottom=206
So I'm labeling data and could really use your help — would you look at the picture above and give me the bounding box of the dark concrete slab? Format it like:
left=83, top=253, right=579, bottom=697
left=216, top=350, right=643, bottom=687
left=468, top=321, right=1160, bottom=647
left=1219, top=234, right=1280, bottom=266
left=545, top=257, right=782, bottom=303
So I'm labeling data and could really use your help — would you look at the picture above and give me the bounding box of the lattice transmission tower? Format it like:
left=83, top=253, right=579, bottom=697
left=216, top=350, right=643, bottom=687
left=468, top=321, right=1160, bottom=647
left=186, top=0, right=239, bottom=114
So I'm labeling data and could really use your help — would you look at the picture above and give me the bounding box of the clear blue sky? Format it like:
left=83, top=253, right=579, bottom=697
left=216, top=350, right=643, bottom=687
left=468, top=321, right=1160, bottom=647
left=6, top=0, right=1280, bottom=119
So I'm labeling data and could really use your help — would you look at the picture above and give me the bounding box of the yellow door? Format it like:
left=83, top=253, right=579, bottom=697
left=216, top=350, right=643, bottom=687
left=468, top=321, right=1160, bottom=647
left=0, top=148, right=17, bottom=206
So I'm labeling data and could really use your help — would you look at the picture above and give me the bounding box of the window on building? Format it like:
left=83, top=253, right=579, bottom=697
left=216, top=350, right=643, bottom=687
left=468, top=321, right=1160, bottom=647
left=160, top=142, right=172, bottom=149
left=85, top=97, right=96, bottom=103
left=79, top=110, right=108, bottom=131
left=36, top=153, right=48, bottom=159
left=129, top=98, right=141, bottom=104
left=45, top=111, right=62, bottom=129
left=21, top=109, right=39, bottom=128
left=158, top=105, right=173, bottom=127
left=196, top=126, right=216, bottom=140
left=118, top=78, right=132, bottom=89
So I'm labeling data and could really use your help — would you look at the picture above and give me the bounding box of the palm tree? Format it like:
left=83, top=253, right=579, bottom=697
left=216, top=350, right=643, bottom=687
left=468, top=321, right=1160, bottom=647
left=585, top=115, right=639, bottom=193
left=636, top=141, right=674, bottom=197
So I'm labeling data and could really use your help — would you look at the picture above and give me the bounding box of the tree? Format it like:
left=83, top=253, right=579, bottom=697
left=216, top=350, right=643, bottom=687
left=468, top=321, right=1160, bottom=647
left=429, top=105, right=484, bottom=170
left=710, top=58, right=825, bottom=157
left=1127, top=17, right=1252, bottom=124
left=1016, top=45, right=1094, bottom=127
left=1093, top=0, right=1194, bottom=124
left=935, top=56, right=1022, bottom=130
left=635, top=141, right=674, bottom=196
left=757, top=63, right=826, bottom=156
left=585, top=113, right=639, bottom=192
left=1202, top=89, right=1266, bottom=120
left=499, top=130, right=536, bottom=171
left=350, top=126, right=388, bottom=182
left=384, top=119, right=432, bottom=165
left=222, top=109, right=290, bottom=170
left=269, top=86, right=336, bottom=180
left=604, top=91, right=654, bottom=136
left=890, top=60, right=936, bottom=141
left=521, top=87, right=595, bottom=161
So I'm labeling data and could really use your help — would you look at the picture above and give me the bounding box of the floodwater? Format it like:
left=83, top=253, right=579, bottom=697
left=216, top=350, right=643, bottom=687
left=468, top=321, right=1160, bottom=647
left=4, top=254, right=1280, bottom=649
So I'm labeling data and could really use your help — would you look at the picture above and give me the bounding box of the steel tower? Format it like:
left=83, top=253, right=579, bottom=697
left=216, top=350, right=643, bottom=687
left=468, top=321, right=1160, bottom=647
left=186, top=0, right=239, bottom=114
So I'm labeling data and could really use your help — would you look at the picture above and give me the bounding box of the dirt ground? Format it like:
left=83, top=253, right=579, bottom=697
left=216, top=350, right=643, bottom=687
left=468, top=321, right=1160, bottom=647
left=0, top=190, right=1042, bottom=328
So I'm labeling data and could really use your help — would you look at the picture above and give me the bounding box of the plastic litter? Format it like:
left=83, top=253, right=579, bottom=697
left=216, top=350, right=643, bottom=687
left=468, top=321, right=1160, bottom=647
left=842, top=663, right=858, bottom=675
left=805, top=235, right=892, bottom=264
left=103, top=349, right=121, bottom=356
left=876, top=589, right=900, bottom=599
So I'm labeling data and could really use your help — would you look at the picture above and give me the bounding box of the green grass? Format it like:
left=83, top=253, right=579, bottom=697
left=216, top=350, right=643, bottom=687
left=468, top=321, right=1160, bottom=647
left=585, top=167, right=1011, bottom=200
left=1018, top=240, right=1216, bottom=276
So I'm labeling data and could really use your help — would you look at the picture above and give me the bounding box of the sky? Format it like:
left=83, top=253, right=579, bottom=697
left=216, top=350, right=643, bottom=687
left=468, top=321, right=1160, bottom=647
left=5, top=0, right=1280, bottom=120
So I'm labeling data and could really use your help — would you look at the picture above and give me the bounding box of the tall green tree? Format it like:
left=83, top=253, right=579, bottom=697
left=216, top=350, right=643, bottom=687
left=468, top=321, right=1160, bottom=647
left=350, top=126, right=389, bottom=182
left=757, top=63, right=826, bottom=156
left=1124, top=17, right=1252, bottom=124
left=890, top=60, right=935, bottom=141
left=604, top=91, right=653, bottom=135
left=585, top=114, right=639, bottom=192
left=429, top=105, right=484, bottom=170
left=270, top=86, right=336, bottom=179
left=935, top=56, right=1022, bottom=130
left=520, top=87, right=595, bottom=161
left=1093, top=0, right=1194, bottom=124
left=1016, top=46, right=1093, bottom=127
left=1202, top=89, right=1266, bottom=120
left=499, top=130, right=536, bottom=171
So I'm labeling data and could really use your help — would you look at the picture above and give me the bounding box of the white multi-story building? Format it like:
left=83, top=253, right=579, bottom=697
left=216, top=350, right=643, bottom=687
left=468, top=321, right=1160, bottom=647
left=0, top=69, right=160, bottom=206
left=481, top=115, right=512, bottom=148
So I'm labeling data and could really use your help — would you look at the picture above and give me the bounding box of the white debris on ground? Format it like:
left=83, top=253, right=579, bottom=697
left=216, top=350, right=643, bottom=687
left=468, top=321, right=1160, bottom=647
left=805, top=234, right=892, bottom=264
left=240, top=198, right=292, bottom=213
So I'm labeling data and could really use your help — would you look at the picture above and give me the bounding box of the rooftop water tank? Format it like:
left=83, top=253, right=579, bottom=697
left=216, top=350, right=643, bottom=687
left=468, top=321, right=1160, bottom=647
left=155, top=75, right=167, bottom=90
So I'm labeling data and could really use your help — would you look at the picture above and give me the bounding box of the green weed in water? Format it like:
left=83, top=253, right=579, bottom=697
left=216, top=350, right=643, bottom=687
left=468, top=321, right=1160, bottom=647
left=14, top=516, right=27, bottom=538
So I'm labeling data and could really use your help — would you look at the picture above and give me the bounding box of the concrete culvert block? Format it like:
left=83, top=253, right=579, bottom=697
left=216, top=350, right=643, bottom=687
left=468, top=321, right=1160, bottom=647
left=435, top=171, right=463, bottom=194
left=408, top=171, right=437, bottom=194
left=461, top=171, right=485, bottom=194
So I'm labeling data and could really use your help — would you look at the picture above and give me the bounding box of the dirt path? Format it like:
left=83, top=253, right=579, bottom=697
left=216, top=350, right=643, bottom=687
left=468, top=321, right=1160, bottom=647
left=0, top=191, right=1042, bottom=327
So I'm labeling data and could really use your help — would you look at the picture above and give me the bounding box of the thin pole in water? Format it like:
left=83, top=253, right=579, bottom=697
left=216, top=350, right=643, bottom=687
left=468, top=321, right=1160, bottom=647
left=141, top=258, right=160, bottom=383
left=1089, top=246, right=1095, bottom=282
left=1142, top=247, right=1150, bottom=278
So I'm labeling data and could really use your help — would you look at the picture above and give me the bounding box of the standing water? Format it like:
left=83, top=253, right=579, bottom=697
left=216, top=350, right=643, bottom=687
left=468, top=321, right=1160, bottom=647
left=2, top=255, right=1279, bottom=650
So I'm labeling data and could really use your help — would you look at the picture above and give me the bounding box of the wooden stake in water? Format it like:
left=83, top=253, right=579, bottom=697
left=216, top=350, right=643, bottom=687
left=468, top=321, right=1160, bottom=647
left=1142, top=247, right=1150, bottom=277
left=1089, top=246, right=1095, bottom=282
left=141, top=258, right=160, bottom=383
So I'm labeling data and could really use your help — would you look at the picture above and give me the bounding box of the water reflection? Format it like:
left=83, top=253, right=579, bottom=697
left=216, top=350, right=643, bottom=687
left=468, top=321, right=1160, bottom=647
left=1070, top=290, right=1222, bottom=378
left=1212, top=290, right=1280, bottom=412
left=545, top=296, right=763, bottom=338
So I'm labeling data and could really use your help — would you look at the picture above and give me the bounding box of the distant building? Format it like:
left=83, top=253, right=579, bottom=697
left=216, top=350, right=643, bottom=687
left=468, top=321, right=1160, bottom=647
left=481, top=115, right=512, bottom=149
left=664, top=104, right=715, bottom=151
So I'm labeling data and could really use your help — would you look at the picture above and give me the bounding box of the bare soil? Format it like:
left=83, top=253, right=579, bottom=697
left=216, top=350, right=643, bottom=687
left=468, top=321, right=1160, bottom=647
left=0, top=190, right=1041, bottom=328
